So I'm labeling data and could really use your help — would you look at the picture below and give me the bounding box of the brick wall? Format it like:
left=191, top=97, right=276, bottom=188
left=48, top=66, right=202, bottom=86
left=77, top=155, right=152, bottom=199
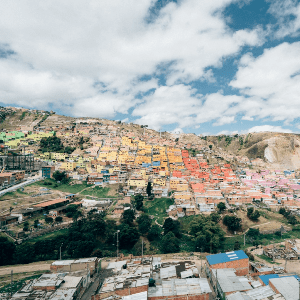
left=92, top=285, right=148, bottom=300
left=148, top=293, right=211, bottom=300
left=208, top=258, right=249, bottom=276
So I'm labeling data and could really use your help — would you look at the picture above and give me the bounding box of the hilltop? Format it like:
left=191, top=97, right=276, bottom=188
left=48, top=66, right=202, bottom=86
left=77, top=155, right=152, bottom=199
left=1, top=106, right=300, bottom=170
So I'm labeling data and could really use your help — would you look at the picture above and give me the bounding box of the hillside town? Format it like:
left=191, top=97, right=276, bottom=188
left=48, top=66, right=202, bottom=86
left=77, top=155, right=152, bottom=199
left=1, top=108, right=300, bottom=225
left=1, top=108, right=300, bottom=299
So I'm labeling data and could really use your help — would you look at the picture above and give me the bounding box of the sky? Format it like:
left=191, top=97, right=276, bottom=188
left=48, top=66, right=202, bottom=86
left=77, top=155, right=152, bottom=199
left=0, top=0, right=300, bottom=135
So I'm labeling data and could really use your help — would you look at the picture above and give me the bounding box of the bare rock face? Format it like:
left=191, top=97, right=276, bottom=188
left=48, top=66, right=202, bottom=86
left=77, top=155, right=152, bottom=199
left=263, top=136, right=300, bottom=169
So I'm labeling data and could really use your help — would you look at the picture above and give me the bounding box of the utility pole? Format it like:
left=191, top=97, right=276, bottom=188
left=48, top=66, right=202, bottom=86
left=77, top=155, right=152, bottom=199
left=10, top=270, right=13, bottom=297
left=200, top=248, right=203, bottom=277
left=60, top=243, right=63, bottom=260
left=244, top=232, right=246, bottom=246
left=116, top=230, right=120, bottom=261
left=142, top=238, right=144, bottom=261
left=272, top=240, right=275, bottom=262
left=285, top=256, right=288, bottom=273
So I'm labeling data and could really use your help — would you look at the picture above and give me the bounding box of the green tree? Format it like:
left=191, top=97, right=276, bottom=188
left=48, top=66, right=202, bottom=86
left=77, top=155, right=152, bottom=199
left=137, top=214, right=152, bottom=235
left=134, top=194, right=144, bottom=211
left=146, top=182, right=152, bottom=197
left=132, top=238, right=147, bottom=256
left=160, top=232, right=180, bottom=253
left=234, top=241, right=240, bottom=250
left=163, top=218, right=180, bottom=237
left=247, top=207, right=260, bottom=221
left=53, top=171, right=70, bottom=183
left=55, top=216, right=63, bottom=223
left=23, top=221, right=29, bottom=231
left=119, top=223, right=140, bottom=249
left=45, top=217, right=53, bottom=224
left=279, top=207, right=286, bottom=215
left=0, top=236, right=16, bottom=266
left=247, top=228, right=260, bottom=239
left=148, top=225, right=162, bottom=241
left=223, top=215, right=242, bottom=232
left=121, top=209, right=135, bottom=225
left=34, top=219, right=39, bottom=228
left=217, top=202, right=226, bottom=213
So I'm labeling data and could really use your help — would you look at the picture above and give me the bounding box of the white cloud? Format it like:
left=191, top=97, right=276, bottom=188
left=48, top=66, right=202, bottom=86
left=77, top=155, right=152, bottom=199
left=247, top=125, right=293, bottom=133
left=268, top=0, right=300, bottom=38
left=170, top=127, right=184, bottom=134
left=216, top=130, right=238, bottom=135
left=0, top=0, right=263, bottom=120
left=230, top=42, right=300, bottom=123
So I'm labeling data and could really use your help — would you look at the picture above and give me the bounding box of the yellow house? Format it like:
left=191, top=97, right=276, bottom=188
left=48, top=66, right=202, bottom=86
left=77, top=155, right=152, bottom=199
left=128, top=179, right=146, bottom=187
left=61, top=162, right=77, bottom=171
left=153, top=177, right=166, bottom=186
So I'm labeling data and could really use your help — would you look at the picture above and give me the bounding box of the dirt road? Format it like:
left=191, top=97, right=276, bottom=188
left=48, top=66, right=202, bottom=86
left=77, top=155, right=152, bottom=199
left=0, top=262, right=52, bottom=276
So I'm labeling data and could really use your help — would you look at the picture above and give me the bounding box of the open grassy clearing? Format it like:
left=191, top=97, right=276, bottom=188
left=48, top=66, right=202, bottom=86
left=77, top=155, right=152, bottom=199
left=143, top=197, right=174, bottom=225
left=80, top=186, right=117, bottom=198
left=33, top=179, right=88, bottom=194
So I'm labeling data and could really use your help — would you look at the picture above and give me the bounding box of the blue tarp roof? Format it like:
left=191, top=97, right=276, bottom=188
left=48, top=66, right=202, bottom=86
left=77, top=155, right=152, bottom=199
left=206, top=250, right=248, bottom=265
left=259, top=274, right=300, bottom=286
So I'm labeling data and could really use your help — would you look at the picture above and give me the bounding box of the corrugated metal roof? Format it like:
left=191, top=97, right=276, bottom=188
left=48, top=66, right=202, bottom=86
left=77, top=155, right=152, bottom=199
left=212, top=269, right=252, bottom=293
left=258, top=274, right=300, bottom=286
left=269, top=277, right=299, bottom=300
left=245, top=285, right=275, bottom=300
left=206, top=250, right=248, bottom=265
left=180, top=269, right=193, bottom=278
left=226, top=292, right=251, bottom=300
left=148, top=278, right=212, bottom=297
left=160, top=266, right=176, bottom=279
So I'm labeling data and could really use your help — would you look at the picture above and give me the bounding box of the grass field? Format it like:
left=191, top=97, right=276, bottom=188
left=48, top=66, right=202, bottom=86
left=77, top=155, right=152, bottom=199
left=143, top=197, right=174, bottom=225
left=80, top=186, right=117, bottom=198
left=33, top=180, right=88, bottom=194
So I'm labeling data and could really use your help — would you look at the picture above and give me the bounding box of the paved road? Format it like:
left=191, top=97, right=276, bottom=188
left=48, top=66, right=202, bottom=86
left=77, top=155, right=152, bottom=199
left=0, top=177, right=42, bottom=197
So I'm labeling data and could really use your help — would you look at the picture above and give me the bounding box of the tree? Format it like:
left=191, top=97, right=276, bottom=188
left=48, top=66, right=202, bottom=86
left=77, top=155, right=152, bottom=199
left=137, top=214, right=152, bottom=235
left=279, top=207, right=286, bottom=215
left=163, top=218, right=180, bottom=237
left=160, top=232, right=180, bottom=253
left=247, top=228, right=259, bottom=239
left=23, top=221, right=29, bottom=231
left=148, top=225, right=162, bottom=241
left=34, top=219, right=39, bottom=228
left=121, top=209, right=135, bottom=225
left=223, top=215, right=242, bottom=232
left=209, top=145, right=212, bottom=150
left=146, top=182, right=152, bottom=197
left=53, top=171, right=70, bottom=183
left=234, top=241, right=240, bottom=250
left=287, top=215, right=298, bottom=225
left=132, top=238, right=147, bottom=256
left=119, top=223, right=140, bottom=249
left=45, top=217, right=53, bottom=224
left=217, top=202, right=226, bottom=213
left=134, top=194, right=144, bottom=211
left=0, top=236, right=16, bottom=266
left=55, top=216, right=63, bottom=223
left=247, top=207, right=260, bottom=221
left=65, top=204, right=79, bottom=218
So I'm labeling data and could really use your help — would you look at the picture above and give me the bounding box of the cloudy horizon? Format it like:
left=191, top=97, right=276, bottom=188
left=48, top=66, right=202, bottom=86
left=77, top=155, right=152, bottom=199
left=0, top=0, right=300, bottom=135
